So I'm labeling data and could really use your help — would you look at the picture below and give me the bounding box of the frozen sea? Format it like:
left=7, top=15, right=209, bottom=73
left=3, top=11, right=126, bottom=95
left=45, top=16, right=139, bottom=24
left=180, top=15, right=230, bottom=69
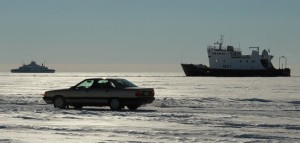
left=0, top=72, right=299, bottom=143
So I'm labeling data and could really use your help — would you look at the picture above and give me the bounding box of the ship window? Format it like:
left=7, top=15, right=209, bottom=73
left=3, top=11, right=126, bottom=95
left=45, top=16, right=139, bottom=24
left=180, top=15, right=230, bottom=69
left=223, top=65, right=231, bottom=68
left=246, top=60, right=248, bottom=63
left=240, top=60, right=242, bottom=63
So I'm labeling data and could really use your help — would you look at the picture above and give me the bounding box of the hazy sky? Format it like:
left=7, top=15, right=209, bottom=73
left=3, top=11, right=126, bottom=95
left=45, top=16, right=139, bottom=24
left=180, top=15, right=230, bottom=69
left=1, top=0, right=300, bottom=74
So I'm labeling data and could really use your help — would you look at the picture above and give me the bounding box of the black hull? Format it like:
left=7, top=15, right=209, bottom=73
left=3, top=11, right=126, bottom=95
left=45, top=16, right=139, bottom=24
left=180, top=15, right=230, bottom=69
left=11, top=69, right=55, bottom=73
left=181, top=64, right=290, bottom=77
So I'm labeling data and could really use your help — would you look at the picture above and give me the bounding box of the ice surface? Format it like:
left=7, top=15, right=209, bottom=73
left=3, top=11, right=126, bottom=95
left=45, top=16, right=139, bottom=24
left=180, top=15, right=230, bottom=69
left=0, top=73, right=299, bottom=142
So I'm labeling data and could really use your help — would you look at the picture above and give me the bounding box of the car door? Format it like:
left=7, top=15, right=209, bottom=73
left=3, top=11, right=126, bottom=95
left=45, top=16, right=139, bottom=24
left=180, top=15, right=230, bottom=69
left=66, top=79, right=96, bottom=104
left=109, top=79, right=134, bottom=98
left=87, top=79, right=113, bottom=105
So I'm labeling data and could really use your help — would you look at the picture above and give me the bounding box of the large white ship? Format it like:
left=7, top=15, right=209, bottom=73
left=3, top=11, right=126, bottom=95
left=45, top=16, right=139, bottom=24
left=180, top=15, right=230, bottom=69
left=11, top=61, right=55, bottom=73
left=181, top=36, right=290, bottom=77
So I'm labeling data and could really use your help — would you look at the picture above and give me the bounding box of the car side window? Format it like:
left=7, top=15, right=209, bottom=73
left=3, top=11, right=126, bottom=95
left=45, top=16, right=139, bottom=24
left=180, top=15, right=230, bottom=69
left=76, top=80, right=94, bottom=89
left=90, top=79, right=115, bottom=89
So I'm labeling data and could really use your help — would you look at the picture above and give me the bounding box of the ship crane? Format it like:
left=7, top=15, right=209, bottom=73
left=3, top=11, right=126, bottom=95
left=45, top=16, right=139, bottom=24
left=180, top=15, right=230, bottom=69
left=279, top=56, right=288, bottom=69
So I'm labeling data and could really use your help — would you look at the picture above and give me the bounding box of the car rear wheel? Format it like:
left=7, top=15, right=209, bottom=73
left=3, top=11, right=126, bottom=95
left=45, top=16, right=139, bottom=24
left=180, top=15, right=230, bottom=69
left=127, top=105, right=139, bottom=110
left=110, top=99, right=121, bottom=111
left=54, top=97, right=66, bottom=109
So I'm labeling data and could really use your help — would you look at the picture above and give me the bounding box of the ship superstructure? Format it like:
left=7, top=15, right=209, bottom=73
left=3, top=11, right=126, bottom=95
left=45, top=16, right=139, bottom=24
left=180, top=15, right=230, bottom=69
left=207, top=36, right=274, bottom=70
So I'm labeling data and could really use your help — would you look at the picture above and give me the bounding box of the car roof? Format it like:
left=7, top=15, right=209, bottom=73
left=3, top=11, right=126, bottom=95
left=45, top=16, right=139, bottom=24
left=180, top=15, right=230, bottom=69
left=84, top=78, right=125, bottom=80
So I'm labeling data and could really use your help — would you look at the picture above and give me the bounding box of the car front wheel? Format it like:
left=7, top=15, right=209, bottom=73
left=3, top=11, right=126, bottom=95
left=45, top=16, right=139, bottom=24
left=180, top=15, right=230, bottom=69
left=110, top=99, right=121, bottom=111
left=54, top=97, right=66, bottom=109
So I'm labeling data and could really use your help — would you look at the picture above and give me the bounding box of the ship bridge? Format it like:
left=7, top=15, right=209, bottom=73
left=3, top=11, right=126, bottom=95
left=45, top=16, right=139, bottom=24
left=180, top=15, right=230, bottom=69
left=206, top=36, right=274, bottom=70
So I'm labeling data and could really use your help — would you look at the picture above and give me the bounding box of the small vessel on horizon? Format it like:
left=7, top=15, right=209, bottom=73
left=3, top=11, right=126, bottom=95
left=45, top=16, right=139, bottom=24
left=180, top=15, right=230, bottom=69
left=181, top=36, right=291, bottom=77
left=11, top=61, right=55, bottom=73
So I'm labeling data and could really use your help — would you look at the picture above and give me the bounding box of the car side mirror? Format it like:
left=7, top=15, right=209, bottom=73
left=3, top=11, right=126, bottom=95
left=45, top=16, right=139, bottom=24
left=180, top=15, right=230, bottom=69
left=70, top=86, right=76, bottom=90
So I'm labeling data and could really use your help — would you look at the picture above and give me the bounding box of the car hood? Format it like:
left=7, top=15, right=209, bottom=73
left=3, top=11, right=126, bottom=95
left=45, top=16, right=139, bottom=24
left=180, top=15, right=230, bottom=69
left=45, top=88, right=70, bottom=93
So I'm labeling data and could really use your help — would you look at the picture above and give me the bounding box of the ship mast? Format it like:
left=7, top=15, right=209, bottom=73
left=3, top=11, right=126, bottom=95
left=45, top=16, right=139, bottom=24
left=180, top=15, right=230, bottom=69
left=214, top=35, right=224, bottom=50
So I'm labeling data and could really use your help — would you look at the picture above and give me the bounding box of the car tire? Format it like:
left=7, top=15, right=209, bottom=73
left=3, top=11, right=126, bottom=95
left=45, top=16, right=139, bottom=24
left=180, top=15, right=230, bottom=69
left=53, top=97, right=66, bottom=109
left=127, top=105, right=139, bottom=111
left=73, top=105, right=83, bottom=109
left=110, top=99, right=121, bottom=111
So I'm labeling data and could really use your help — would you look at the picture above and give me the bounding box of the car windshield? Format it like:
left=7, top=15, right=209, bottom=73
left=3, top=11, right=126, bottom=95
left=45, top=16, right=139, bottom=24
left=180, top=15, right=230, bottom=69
left=112, top=79, right=137, bottom=88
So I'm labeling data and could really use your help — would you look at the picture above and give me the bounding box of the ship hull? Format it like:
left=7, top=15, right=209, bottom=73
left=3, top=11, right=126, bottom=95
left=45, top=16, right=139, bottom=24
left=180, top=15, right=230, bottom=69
left=11, top=69, right=55, bottom=73
left=181, top=64, right=290, bottom=77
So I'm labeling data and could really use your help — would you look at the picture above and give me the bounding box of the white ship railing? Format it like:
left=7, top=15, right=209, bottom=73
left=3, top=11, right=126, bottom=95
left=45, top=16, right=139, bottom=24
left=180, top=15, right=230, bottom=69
left=207, top=46, right=241, bottom=52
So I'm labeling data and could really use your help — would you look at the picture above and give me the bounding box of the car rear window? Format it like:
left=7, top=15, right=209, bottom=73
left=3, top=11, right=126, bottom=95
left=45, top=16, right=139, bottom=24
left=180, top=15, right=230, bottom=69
left=113, top=79, right=137, bottom=88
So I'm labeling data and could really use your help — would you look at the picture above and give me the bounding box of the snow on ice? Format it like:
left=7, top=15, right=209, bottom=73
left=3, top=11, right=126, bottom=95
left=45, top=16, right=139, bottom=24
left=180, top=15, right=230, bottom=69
left=0, top=73, right=299, bottom=142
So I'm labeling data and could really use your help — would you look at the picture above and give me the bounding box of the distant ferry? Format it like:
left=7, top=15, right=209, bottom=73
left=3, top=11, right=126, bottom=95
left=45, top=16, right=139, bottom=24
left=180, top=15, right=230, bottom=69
left=11, top=61, right=55, bottom=73
left=181, top=36, right=291, bottom=77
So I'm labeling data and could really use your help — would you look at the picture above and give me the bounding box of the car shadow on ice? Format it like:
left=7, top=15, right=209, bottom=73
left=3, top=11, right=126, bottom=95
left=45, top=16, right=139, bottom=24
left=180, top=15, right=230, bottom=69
left=61, top=107, right=157, bottom=113
left=230, top=98, right=273, bottom=103
left=288, top=101, right=300, bottom=105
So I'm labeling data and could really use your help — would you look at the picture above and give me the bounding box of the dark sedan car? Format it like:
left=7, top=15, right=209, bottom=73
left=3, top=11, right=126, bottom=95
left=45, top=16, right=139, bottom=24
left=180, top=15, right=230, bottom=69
left=43, top=78, right=155, bottom=110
